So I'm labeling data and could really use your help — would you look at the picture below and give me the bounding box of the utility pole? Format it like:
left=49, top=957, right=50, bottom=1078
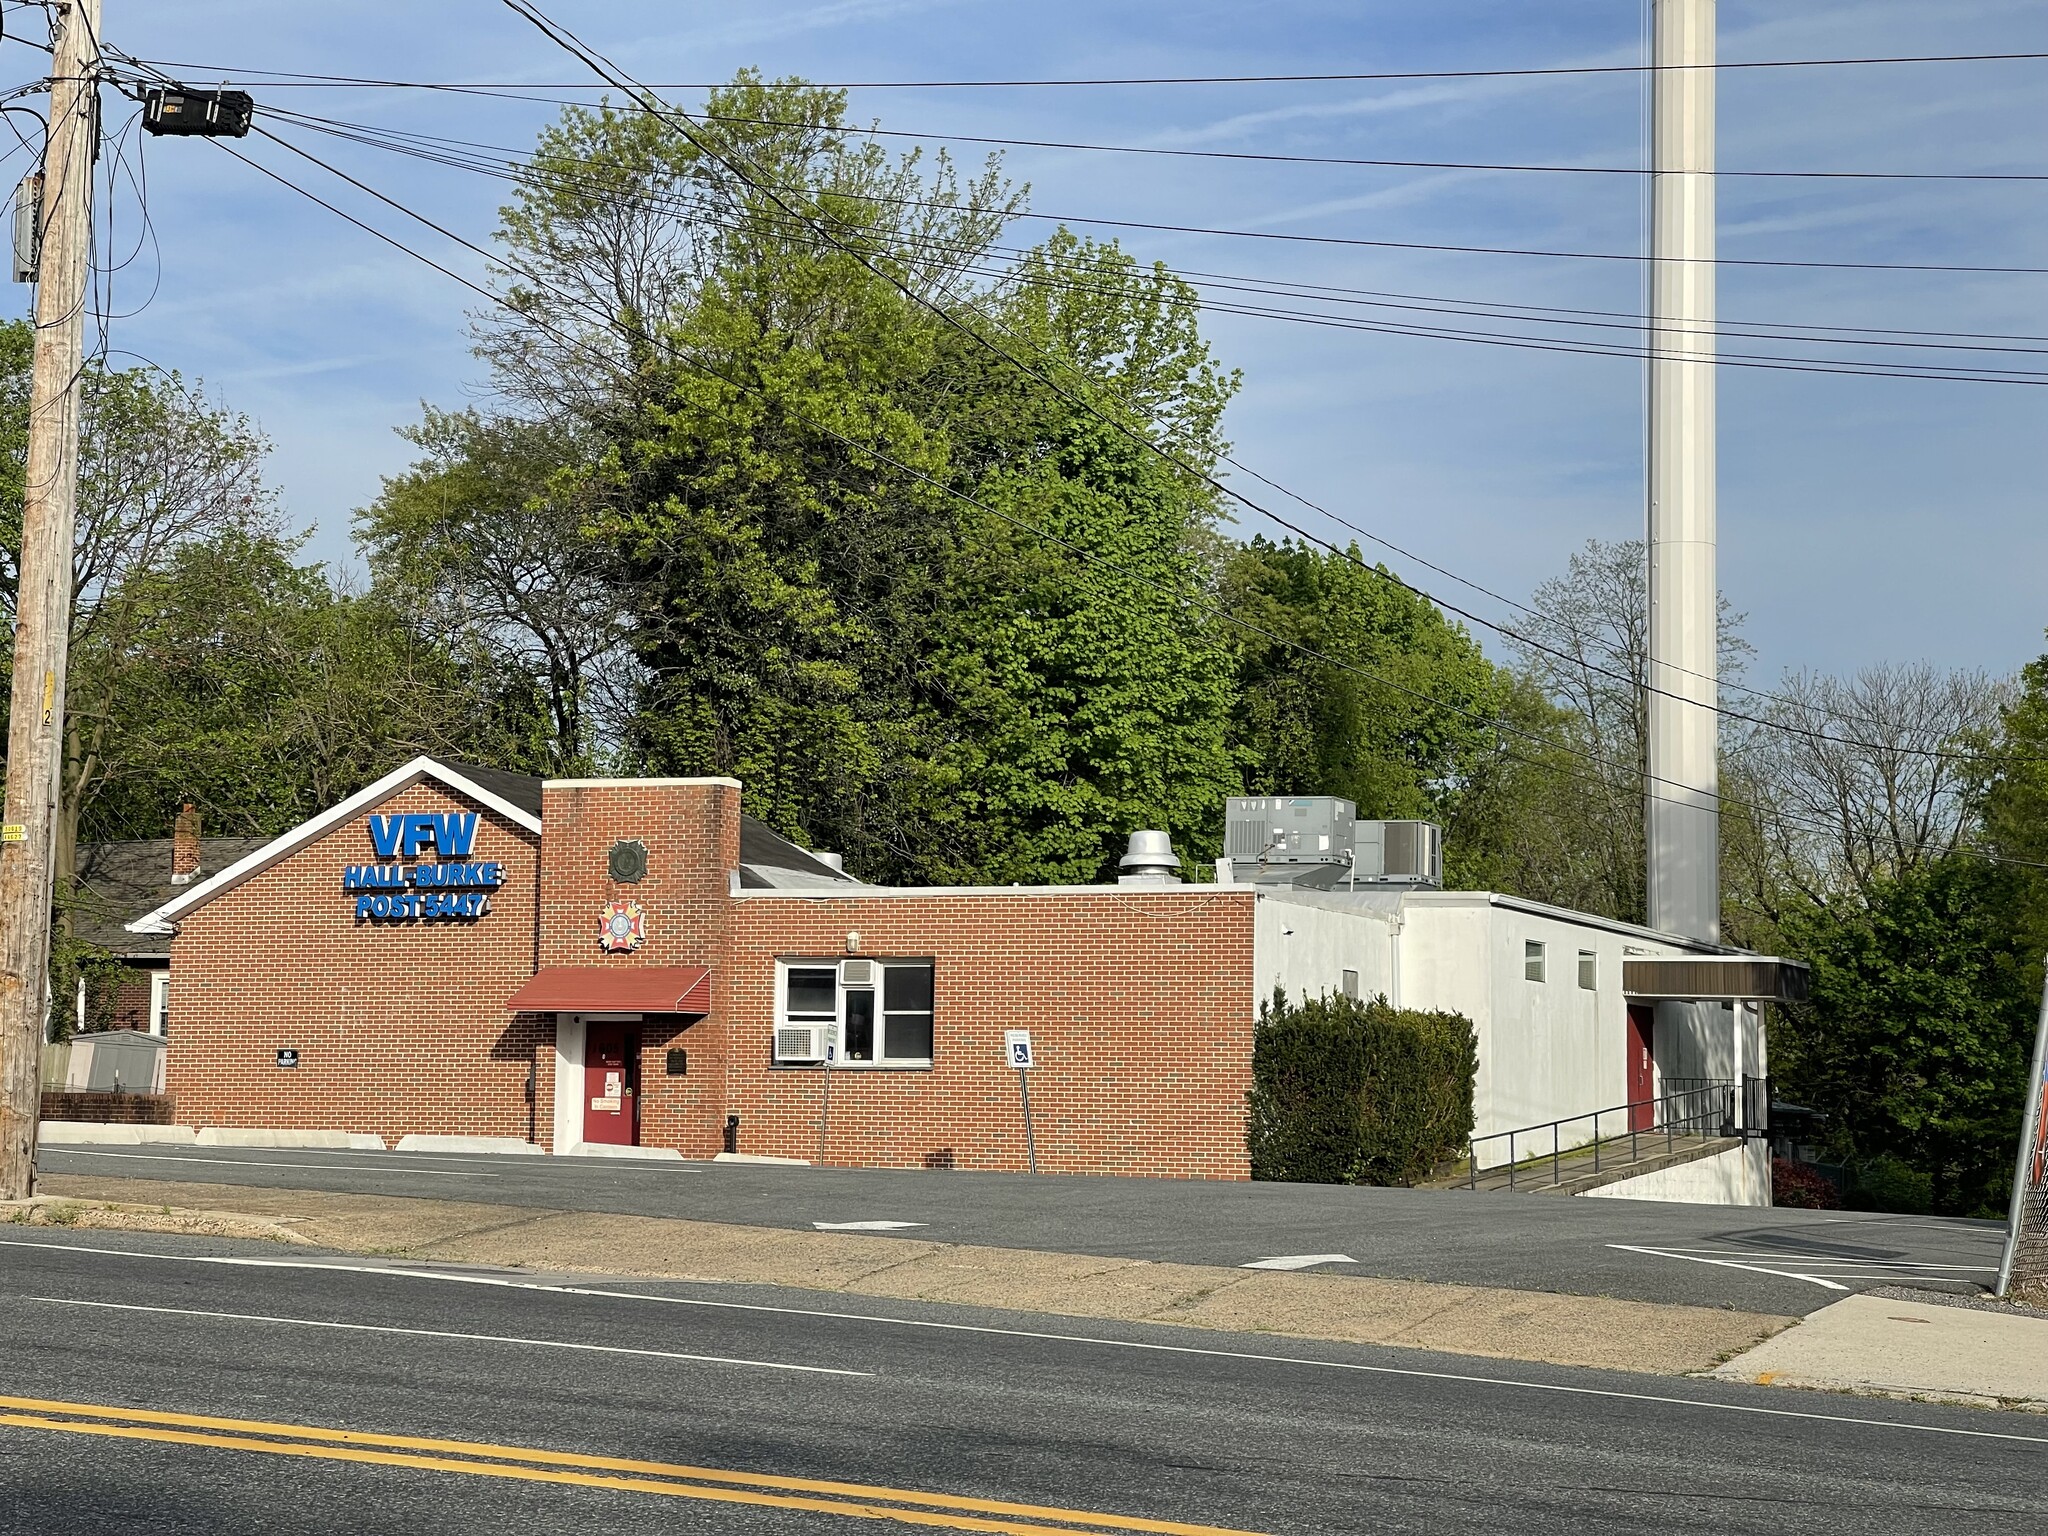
left=0, top=0, right=102, bottom=1201
left=1646, top=0, right=1718, bottom=948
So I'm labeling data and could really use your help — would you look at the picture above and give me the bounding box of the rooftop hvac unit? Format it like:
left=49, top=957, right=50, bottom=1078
left=1351, top=820, right=1443, bottom=889
left=1224, top=796, right=1355, bottom=888
left=773, top=1023, right=836, bottom=1063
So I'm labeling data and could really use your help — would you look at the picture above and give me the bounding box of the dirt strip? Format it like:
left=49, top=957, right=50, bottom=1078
left=21, top=1175, right=1793, bottom=1375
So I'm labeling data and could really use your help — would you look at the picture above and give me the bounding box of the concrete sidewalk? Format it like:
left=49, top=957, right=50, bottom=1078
left=17, top=1174, right=1788, bottom=1376
left=1712, top=1292, right=2048, bottom=1411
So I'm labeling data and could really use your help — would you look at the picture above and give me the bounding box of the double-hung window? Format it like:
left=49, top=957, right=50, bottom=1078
left=776, top=959, right=935, bottom=1067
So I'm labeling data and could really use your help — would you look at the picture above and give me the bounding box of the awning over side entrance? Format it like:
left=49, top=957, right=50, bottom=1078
left=506, top=966, right=712, bottom=1014
left=1622, top=956, right=1809, bottom=1003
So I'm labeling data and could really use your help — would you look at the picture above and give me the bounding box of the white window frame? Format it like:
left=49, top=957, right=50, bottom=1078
left=775, top=958, right=934, bottom=1068
left=1524, top=940, right=1547, bottom=984
left=149, top=970, right=170, bottom=1037
left=1577, top=950, right=1598, bottom=991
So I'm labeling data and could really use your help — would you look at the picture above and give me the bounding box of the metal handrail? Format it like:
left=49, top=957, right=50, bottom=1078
left=1465, top=1082, right=1736, bottom=1189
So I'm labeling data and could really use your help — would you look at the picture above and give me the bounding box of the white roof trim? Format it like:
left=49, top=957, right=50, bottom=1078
left=542, top=775, right=741, bottom=790
left=125, top=757, right=542, bottom=936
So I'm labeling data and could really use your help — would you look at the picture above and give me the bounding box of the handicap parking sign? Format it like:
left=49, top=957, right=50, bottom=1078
left=1004, top=1029, right=1034, bottom=1069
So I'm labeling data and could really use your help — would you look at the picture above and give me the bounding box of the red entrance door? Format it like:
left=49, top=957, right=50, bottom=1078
left=1626, top=1005, right=1656, bottom=1131
left=584, top=1023, right=639, bottom=1146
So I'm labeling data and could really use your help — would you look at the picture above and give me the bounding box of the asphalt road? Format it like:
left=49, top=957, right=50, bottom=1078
left=35, top=1142, right=2005, bottom=1316
left=1, top=1229, right=2043, bottom=1536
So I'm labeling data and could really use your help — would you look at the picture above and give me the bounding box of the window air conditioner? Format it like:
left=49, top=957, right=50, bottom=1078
left=774, top=1025, right=833, bottom=1063
left=840, top=959, right=875, bottom=986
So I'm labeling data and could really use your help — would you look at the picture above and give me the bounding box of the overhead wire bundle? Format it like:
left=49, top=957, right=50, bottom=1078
left=82, top=26, right=2048, bottom=871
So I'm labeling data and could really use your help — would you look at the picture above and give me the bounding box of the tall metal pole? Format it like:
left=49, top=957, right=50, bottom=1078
left=1994, top=969, right=2048, bottom=1299
left=0, top=0, right=101, bottom=1201
left=1646, top=0, right=1719, bottom=946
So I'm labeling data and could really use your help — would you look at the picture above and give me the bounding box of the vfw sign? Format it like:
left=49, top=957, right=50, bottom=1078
left=344, top=812, right=505, bottom=923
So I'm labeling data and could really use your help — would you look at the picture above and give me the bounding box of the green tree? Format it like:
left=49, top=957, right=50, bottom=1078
left=359, top=409, right=632, bottom=774
left=76, top=530, right=544, bottom=842
left=1771, top=855, right=2039, bottom=1216
left=1982, top=640, right=2048, bottom=962
left=1220, top=537, right=1512, bottom=847
left=0, top=332, right=278, bottom=896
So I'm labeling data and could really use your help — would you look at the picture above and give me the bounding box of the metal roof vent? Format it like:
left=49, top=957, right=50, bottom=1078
left=1118, top=830, right=1182, bottom=885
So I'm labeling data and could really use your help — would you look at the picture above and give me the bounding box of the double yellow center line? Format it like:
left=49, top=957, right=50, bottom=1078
left=0, top=1394, right=1270, bottom=1535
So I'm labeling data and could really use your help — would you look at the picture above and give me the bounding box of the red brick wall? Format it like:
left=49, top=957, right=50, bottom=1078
left=83, top=970, right=154, bottom=1034
left=42, top=1090, right=175, bottom=1125
left=161, top=770, right=1263, bottom=1178
left=165, top=780, right=545, bottom=1145
left=537, top=779, right=740, bottom=1156
left=726, top=889, right=1259, bottom=1179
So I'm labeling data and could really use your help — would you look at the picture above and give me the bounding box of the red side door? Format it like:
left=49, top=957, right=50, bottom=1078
left=583, top=1023, right=639, bottom=1146
left=1626, top=1005, right=1656, bottom=1131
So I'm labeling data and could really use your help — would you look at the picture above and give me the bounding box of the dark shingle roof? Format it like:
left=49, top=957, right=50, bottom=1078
left=436, top=761, right=544, bottom=818
left=70, top=836, right=271, bottom=955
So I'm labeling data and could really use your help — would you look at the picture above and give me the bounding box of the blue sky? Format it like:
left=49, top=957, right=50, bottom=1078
left=27, top=0, right=2048, bottom=681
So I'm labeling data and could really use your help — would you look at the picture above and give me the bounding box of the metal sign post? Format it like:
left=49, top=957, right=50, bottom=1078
left=1996, top=969, right=2048, bottom=1299
left=816, top=1029, right=838, bottom=1166
left=1005, top=1029, right=1038, bottom=1174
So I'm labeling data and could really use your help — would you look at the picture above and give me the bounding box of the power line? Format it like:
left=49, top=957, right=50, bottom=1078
left=486, top=0, right=2042, bottom=771
left=100, top=63, right=2048, bottom=277
left=130, top=17, right=2022, bottom=774
left=228, top=83, right=2044, bottom=733
left=246, top=102, right=2048, bottom=371
left=203, top=121, right=2045, bottom=872
left=113, top=50, right=2048, bottom=90
left=690, top=111, right=2048, bottom=184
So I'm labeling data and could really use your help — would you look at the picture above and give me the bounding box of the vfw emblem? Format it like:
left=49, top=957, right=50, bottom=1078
left=599, top=899, right=646, bottom=954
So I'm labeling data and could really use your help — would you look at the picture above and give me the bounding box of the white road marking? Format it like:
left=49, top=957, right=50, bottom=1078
left=1610, top=1244, right=1995, bottom=1291
left=37, top=1149, right=494, bottom=1177
left=7, top=1237, right=2045, bottom=1447
left=1644, top=1248, right=1996, bottom=1271
left=812, top=1221, right=928, bottom=1231
left=1611, top=1244, right=1854, bottom=1291
left=24, top=1296, right=867, bottom=1377
left=1241, top=1254, right=1356, bottom=1271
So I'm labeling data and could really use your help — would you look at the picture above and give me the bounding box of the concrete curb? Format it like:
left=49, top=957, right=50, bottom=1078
left=31, top=1172, right=1791, bottom=1377
left=711, top=1152, right=811, bottom=1166
left=3, top=1194, right=312, bottom=1246
left=37, top=1122, right=196, bottom=1146
left=393, top=1135, right=545, bottom=1155
left=559, top=1142, right=686, bottom=1161
left=194, top=1128, right=387, bottom=1151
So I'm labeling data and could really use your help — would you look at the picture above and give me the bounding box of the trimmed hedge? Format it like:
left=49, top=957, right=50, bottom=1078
left=1246, top=988, right=1477, bottom=1185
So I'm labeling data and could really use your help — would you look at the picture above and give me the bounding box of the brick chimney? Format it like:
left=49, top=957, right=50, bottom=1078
left=171, top=803, right=201, bottom=884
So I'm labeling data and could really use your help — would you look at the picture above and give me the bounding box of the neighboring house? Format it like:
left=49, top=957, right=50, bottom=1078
left=68, top=806, right=268, bottom=1037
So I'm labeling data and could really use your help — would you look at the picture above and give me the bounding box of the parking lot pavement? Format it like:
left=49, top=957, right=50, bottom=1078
left=34, top=1141, right=2005, bottom=1316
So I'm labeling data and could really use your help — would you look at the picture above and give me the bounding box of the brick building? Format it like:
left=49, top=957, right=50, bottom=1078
left=130, top=758, right=1796, bottom=1190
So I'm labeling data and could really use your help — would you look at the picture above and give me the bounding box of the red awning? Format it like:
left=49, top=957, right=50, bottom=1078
left=506, top=966, right=712, bottom=1014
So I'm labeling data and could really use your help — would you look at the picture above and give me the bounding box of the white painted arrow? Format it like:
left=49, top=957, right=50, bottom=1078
left=812, top=1220, right=929, bottom=1231
left=1240, top=1253, right=1356, bottom=1271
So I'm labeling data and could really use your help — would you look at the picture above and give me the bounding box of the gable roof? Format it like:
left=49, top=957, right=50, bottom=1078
left=127, top=757, right=544, bottom=936
left=72, top=835, right=273, bottom=955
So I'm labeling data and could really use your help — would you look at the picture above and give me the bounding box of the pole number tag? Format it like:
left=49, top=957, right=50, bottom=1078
left=1004, top=1029, right=1034, bottom=1069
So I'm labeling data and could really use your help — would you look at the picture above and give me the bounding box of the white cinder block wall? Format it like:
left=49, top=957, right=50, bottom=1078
left=1260, top=888, right=1762, bottom=1175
